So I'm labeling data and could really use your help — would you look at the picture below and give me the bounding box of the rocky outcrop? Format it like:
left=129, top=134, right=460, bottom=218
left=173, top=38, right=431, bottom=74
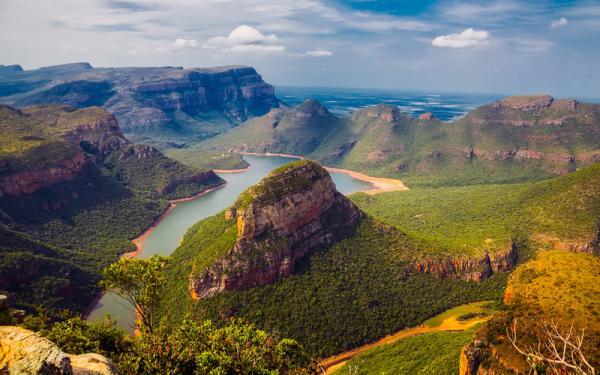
left=496, top=95, right=554, bottom=111
left=357, top=104, right=402, bottom=123
left=0, top=152, right=90, bottom=198
left=414, top=242, right=518, bottom=281
left=0, top=326, right=117, bottom=375
left=189, top=160, right=363, bottom=298
left=418, top=112, right=435, bottom=121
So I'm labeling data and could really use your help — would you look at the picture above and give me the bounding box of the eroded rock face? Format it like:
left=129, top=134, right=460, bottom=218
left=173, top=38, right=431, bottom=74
left=189, top=161, right=363, bottom=298
left=0, top=326, right=117, bottom=375
left=0, top=152, right=90, bottom=198
left=414, top=242, right=518, bottom=281
left=360, top=104, right=402, bottom=123
left=496, top=95, right=554, bottom=111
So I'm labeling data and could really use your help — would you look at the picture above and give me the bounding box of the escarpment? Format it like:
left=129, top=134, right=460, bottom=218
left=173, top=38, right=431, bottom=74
left=0, top=63, right=281, bottom=145
left=414, top=242, right=518, bottom=281
left=189, top=160, right=363, bottom=298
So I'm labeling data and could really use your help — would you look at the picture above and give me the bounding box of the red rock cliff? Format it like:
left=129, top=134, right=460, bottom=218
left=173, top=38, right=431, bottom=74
left=189, top=160, right=363, bottom=299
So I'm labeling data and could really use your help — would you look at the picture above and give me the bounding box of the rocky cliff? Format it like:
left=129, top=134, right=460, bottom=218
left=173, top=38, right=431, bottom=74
left=189, top=160, right=363, bottom=298
left=0, top=326, right=117, bottom=375
left=0, top=105, right=221, bottom=200
left=414, top=242, right=518, bottom=281
left=0, top=63, right=280, bottom=147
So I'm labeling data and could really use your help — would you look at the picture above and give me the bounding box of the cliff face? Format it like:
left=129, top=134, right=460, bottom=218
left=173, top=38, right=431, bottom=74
left=0, top=105, right=222, bottom=200
left=0, top=63, right=280, bottom=147
left=414, top=242, right=518, bottom=281
left=189, top=160, right=363, bottom=298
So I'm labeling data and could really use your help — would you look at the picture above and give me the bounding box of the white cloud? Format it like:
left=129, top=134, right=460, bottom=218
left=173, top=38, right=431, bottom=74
left=550, top=17, right=568, bottom=29
left=432, top=28, right=490, bottom=48
left=173, top=38, right=198, bottom=49
left=157, top=38, right=198, bottom=52
left=304, top=49, right=332, bottom=57
left=206, top=25, right=283, bottom=53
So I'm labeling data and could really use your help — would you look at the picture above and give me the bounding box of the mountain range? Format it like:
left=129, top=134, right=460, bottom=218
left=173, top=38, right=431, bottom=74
left=0, top=63, right=280, bottom=149
left=196, top=95, right=600, bottom=186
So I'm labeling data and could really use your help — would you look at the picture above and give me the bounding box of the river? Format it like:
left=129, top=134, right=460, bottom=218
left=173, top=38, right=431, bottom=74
left=87, top=155, right=371, bottom=331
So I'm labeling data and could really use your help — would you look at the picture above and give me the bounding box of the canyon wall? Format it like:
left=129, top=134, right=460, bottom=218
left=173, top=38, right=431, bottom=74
left=189, top=160, right=363, bottom=298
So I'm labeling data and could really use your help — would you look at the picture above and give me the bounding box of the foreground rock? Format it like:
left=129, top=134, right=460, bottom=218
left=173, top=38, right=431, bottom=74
left=189, top=160, right=363, bottom=298
left=0, top=326, right=117, bottom=375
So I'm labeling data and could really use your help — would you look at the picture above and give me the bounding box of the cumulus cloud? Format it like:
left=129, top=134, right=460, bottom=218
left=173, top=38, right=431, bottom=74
left=432, top=28, right=490, bottom=48
left=304, top=49, right=332, bottom=57
left=157, top=38, right=198, bottom=52
left=206, top=25, right=284, bottom=52
left=551, top=17, right=568, bottom=29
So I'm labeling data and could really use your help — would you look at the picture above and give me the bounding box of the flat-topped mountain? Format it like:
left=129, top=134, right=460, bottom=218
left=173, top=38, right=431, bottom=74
left=0, top=63, right=280, bottom=148
left=198, top=95, right=600, bottom=187
left=0, top=104, right=223, bottom=311
left=189, top=160, right=363, bottom=298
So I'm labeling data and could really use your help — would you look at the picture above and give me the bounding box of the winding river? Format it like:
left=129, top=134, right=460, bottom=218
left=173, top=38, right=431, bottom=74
left=87, top=155, right=371, bottom=331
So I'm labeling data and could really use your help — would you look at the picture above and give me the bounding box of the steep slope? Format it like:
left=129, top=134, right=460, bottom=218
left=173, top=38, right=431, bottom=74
left=0, top=104, right=223, bottom=312
left=196, top=99, right=348, bottom=156
left=199, top=95, right=600, bottom=187
left=159, top=160, right=511, bottom=357
left=0, top=63, right=280, bottom=148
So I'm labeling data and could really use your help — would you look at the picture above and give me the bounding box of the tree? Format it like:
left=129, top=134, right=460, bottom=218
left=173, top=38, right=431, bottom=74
left=100, top=255, right=168, bottom=334
left=507, top=318, right=596, bottom=375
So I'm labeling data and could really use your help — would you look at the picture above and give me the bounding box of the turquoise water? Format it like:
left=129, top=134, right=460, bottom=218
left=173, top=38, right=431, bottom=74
left=88, top=155, right=370, bottom=331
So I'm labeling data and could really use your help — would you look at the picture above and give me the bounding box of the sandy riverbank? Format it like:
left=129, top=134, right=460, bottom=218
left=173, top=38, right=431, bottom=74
left=124, top=184, right=226, bottom=258
left=214, top=167, right=250, bottom=173
left=83, top=183, right=226, bottom=319
left=236, top=152, right=408, bottom=194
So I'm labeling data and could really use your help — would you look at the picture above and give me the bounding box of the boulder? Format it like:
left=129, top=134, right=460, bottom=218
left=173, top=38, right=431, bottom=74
left=0, top=326, right=117, bottom=375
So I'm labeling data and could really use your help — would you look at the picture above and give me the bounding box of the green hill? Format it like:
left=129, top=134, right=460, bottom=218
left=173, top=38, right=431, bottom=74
left=0, top=104, right=223, bottom=312
left=191, top=95, right=600, bottom=187
left=158, top=160, right=510, bottom=358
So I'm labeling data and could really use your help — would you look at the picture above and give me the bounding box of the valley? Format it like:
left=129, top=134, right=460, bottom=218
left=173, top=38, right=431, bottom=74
left=0, top=64, right=598, bottom=375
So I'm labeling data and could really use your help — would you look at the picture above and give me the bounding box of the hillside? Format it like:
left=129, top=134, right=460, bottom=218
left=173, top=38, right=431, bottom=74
left=196, top=95, right=600, bottom=187
left=463, top=250, right=600, bottom=373
left=352, top=161, right=600, bottom=257
left=158, top=160, right=511, bottom=357
left=0, top=63, right=280, bottom=149
left=0, top=104, right=224, bottom=312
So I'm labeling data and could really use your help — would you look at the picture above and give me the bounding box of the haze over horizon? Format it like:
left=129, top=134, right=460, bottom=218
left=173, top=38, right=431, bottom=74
left=1, top=0, right=599, bottom=98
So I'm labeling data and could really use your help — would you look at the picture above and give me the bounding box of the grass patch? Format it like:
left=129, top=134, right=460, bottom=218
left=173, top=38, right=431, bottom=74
left=334, top=328, right=476, bottom=375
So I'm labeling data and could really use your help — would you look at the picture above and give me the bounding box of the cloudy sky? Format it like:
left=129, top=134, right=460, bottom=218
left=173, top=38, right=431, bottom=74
left=1, top=0, right=599, bottom=98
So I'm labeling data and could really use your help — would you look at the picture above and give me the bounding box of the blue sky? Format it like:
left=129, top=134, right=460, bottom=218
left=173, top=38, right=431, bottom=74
left=1, top=0, right=599, bottom=98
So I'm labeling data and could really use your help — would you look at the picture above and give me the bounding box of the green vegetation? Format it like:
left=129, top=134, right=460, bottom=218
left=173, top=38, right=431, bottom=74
left=334, top=329, right=476, bottom=375
left=198, top=98, right=600, bottom=187
left=475, top=250, right=600, bottom=372
left=0, top=104, right=223, bottom=313
left=424, top=301, right=492, bottom=328
left=161, top=218, right=508, bottom=358
left=352, top=161, right=600, bottom=258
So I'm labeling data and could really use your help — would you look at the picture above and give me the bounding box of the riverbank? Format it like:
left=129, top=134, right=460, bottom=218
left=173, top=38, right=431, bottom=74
left=319, top=301, right=492, bottom=374
left=238, top=152, right=408, bottom=194
left=83, top=183, right=226, bottom=319
left=214, top=167, right=249, bottom=173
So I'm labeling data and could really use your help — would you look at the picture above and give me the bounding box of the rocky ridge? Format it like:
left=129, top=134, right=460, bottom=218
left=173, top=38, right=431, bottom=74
left=189, top=160, right=363, bottom=298
left=414, top=242, right=518, bottom=281
left=0, top=63, right=280, bottom=147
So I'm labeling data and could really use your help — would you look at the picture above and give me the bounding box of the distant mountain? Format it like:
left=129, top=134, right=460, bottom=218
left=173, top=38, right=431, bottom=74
left=198, top=95, right=600, bottom=187
left=0, top=63, right=280, bottom=148
left=0, top=104, right=223, bottom=311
